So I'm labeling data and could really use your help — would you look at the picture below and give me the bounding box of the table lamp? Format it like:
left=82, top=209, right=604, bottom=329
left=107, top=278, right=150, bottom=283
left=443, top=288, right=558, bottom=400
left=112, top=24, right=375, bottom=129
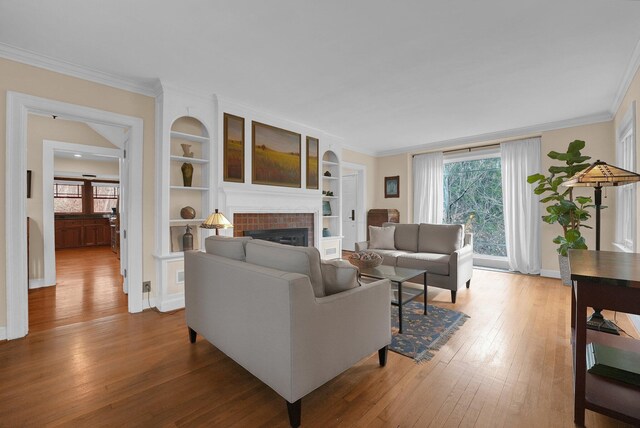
left=201, top=209, right=233, bottom=235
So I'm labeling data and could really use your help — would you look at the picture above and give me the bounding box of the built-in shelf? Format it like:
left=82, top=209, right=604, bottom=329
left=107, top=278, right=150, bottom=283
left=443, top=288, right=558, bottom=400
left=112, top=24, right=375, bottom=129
left=169, top=218, right=206, bottom=224
left=321, top=235, right=343, bottom=240
left=323, top=215, right=339, bottom=219
left=170, top=186, right=208, bottom=191
left=322, top=160, right=339, bottom=166
left=170, top=155, right=209, bottom=164
left=170, top=131, right=209, bottom=144
left=322, top=176, right=339, bottom=180
left=322, top=196, right=338, bottom=199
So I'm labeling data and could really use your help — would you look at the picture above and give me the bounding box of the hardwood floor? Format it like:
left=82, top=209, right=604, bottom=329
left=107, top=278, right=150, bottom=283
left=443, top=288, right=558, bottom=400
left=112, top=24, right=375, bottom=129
left=28, top=246, right=127, bottom=332
left=3, top=267, right=637, bottom=427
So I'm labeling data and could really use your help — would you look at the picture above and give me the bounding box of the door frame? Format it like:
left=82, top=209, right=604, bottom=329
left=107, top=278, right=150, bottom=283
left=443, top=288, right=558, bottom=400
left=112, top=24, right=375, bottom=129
left=41, top=140, right=124, bottom=288
left=5, top=92, right=144, bottom=340
left=342, top=162, right=367, bottom=245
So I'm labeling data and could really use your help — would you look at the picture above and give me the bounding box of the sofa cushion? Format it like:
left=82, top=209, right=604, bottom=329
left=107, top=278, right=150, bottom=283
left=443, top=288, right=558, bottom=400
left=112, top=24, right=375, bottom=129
left=369, top=225, right=396, bottom=250
left=383, top=222, right=419, bottom=252
left=245, top=239, right=325, bottom=297
left=367, top=249, right=414, bottom=266
left=320, top=260, right=359, bottom=296
left=418, top=223, right=463, bottom=254
left=205, top=235, right=253, bottom=261
left=396, top=252, right=451, bottom=276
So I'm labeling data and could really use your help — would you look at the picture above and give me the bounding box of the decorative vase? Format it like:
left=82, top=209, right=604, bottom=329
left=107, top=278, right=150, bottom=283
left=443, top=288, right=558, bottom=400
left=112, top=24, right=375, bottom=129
left=322, top=228, right=330, bottom=237
left=180, top=206, right=196, bottom=219
left=181, top=143, right=194, bottom=158
left=558, top=255, right=571, bottom=286
left=181, top=162, right=193, bottom=187
left=183, top=225, right=193, bottom=251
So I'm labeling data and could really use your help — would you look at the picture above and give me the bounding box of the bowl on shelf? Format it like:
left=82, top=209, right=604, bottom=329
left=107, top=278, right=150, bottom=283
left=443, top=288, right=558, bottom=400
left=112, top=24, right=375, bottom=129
left=348, top=251, right=383, bottom=269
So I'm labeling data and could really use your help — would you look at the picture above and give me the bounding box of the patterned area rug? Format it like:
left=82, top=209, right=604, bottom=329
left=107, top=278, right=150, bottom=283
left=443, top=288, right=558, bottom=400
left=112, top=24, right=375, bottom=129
left=390, top=301, right=469, bottom=363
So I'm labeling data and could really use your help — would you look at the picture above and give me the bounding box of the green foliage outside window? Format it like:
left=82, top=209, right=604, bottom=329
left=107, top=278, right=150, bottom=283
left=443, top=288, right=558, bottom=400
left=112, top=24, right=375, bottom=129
left=443, top=157, right=506, bottom=257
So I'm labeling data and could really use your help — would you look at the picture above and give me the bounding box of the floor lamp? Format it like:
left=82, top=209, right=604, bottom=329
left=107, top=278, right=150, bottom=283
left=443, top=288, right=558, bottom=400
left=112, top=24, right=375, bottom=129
left=201, top=209, right=233, bottom=235
left=564, top=160, right=640, bottom=334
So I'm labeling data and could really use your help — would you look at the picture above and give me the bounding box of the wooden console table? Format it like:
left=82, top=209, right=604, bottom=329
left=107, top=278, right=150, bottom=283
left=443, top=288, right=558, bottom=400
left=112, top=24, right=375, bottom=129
left=568, top=250, right=640, bottom=426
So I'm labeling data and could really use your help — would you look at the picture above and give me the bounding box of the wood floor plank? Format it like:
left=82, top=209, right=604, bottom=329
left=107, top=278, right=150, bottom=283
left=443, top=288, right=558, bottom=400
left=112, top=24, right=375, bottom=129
left=2, top=265, right=637, bottom=427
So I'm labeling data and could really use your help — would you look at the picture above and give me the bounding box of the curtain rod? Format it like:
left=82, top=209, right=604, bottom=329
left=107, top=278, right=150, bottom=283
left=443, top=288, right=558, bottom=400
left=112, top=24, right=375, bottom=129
left=411, top=135, right=542, bottom=157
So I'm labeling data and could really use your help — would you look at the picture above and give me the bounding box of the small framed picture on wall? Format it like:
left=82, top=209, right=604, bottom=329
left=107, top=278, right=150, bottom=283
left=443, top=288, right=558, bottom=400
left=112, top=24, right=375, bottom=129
left=384, top=176, right=399, bottom=198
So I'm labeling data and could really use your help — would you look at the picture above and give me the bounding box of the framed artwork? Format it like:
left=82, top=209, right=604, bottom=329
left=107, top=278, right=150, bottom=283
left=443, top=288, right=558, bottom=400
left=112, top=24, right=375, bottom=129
left=27, top=170, right=32, bottom=199
left=306, top=136, right=319, bottom=189
left=223, top=113, right=245, bottom=182
left=252, top=121, right=301, bottom=188
left=170, top=225, right=200, bottom=252
left=385, top=176, right=399, bottom=198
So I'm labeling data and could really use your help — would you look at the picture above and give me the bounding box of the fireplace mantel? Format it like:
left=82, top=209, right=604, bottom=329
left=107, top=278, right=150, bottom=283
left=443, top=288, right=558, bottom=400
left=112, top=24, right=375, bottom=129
left=219, top=186, right=321, bottom=246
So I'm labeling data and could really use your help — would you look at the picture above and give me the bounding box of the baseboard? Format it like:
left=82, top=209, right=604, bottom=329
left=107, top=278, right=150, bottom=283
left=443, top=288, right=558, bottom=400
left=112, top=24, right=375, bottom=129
left=142, top=294, right=157, bottom=310
left=29, top=278, right=54, bottom=289
left=540, top=269, right=561, bottom=279
left=0, top=326, right=6, bottom=340
left=157, top=294, right=185, bottom=312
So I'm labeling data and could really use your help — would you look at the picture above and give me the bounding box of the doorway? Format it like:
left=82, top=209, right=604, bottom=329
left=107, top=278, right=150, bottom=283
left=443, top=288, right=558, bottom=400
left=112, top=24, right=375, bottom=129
left=341, top=162, right=367, bottom=251
left=5, top=92, right=144, bottom=340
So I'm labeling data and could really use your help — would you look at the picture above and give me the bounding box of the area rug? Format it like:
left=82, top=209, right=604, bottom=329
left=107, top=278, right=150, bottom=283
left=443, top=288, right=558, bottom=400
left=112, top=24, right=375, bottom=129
left=390, top=301, right=469, bottom=363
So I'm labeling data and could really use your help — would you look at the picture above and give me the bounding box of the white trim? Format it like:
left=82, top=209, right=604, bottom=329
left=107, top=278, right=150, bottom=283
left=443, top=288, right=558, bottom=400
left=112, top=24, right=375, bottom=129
left=540, top=269, right=561, bottom=279
left=0, top=326, right=6, bottom=341
left=611, top=38, right=640, bottom=115
left=341, top=161, right=367, bottom=246
left=473, top=255, right=510, bottom=270
left=377, top=112, right=612, bottom=157
left=142, top=295, right=157, bottom=311
left=6, top=92, right=144, bottom=340
left=42, top=140, right=123, bottom=287
left=0, top=42, right=157, bottom=97
left=157, top=294, right=185, bottom=312
left=28, top=278, right=50, bottom=289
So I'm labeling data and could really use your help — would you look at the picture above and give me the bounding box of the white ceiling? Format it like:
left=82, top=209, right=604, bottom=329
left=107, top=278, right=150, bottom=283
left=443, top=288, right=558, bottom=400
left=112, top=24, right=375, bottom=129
left=2, top=1, right=640, bottom=155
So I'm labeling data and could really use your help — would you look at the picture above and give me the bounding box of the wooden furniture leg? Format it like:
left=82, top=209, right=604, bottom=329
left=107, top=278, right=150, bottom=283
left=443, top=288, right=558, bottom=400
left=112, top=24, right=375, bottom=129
left=378, top=346, right=388, bottom=367
left=287, top=399, right=301, bottom=428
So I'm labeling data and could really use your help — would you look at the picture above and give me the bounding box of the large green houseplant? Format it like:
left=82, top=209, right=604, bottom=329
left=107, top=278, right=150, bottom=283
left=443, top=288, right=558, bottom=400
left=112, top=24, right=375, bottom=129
left=527, top=140, right=594, bottom=283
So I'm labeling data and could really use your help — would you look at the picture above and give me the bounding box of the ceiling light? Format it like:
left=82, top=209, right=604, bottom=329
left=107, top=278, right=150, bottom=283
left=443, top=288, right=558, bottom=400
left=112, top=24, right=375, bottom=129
left=73, top=154, right=82, bottom=158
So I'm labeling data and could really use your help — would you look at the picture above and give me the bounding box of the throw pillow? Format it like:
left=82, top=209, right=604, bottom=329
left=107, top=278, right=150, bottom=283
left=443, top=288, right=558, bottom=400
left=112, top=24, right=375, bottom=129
left=369, top=225, right=396, bottom=250
left=204, top=236, right=253, bottom=261
left=320, top=260, right=359, bottom=296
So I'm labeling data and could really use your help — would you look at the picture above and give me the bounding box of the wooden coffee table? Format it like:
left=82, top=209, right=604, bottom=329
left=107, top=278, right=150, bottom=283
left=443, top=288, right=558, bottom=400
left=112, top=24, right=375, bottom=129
left=358, top=265, right=427, bottom=333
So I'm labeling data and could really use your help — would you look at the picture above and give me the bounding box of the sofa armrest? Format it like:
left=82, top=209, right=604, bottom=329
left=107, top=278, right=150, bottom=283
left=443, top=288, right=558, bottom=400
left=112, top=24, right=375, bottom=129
left=289, top=277, right=391, bottom=400
left=450, top=243, right=474, bottom=288
left=355, top=241, right=369, bottom=251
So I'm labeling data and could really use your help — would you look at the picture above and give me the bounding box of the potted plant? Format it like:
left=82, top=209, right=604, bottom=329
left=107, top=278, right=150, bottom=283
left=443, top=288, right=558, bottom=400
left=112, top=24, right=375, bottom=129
left=527, top=140, right=594, bottom=285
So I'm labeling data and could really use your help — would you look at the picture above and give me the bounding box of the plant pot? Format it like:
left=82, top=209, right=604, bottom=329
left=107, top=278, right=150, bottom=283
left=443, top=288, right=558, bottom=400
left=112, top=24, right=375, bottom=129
left=558, top=255, right=571, bottom=286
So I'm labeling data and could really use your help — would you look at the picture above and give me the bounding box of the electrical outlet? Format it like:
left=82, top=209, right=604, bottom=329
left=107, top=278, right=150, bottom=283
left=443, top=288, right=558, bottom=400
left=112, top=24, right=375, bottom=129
left=143, top=281, right=151, bottom=293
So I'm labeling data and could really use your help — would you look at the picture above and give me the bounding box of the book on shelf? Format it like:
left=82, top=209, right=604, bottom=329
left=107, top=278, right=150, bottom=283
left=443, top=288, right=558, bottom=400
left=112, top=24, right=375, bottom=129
left=586, top=342, right=640, bottom=386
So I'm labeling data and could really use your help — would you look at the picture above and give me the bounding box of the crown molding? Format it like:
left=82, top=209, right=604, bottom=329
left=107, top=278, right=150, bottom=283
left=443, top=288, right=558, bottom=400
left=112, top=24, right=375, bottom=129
left=611, top=37, right=640, bottom=116
left=374, top=111, right=613, bottom=157
left=0, top=42, right=158, bottom=97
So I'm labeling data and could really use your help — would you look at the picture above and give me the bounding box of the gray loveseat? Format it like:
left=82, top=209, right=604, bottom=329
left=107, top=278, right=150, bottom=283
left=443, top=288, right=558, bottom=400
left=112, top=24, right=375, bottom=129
left=185, top=236, right=391, bottom=427
left=356, top=222, right=473, bottom=303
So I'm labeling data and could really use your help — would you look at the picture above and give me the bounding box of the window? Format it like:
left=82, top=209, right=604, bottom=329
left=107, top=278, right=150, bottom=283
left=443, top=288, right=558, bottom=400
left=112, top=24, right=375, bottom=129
left=53, top=181, right=84, bottom=213
left=443, top=150, right=507, bottom=259
left=53, top=178, right=119, bottom=214
left=92, top=183, right=119, bottom=213
left=615, top=102, right=636, bottom=252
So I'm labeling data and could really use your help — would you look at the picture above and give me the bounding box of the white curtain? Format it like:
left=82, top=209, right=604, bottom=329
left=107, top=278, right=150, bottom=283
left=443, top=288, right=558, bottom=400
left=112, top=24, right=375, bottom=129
left=413, top=152, right=444, bottom=224
left=501, top=137, right=541, bottom=274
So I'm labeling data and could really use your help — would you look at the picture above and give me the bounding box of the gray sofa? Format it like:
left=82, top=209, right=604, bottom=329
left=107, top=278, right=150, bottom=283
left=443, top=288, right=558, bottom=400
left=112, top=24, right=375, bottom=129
left=356, top=222, right=473, bottom=303
left=185, top=236, right=391, bottom=428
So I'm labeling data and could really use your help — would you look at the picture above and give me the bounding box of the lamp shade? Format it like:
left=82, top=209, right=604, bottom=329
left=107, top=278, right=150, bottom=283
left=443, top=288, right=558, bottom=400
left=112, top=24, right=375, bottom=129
left=564, top=160, right=640, bottom=187
left=201, top=209, right=233, bottom=230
